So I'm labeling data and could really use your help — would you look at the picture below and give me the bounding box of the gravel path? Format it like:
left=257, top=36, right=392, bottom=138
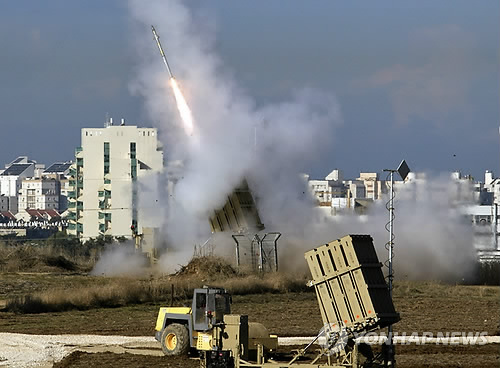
left=2, top=332, right=498, bottom=367
left=0, top=333, right=159, bottom=368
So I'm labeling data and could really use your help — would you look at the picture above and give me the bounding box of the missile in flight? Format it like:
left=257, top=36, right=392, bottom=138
left=151, top=25, right=174, bottom=79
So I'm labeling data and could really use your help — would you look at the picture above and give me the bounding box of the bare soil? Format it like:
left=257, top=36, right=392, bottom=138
left=53, top=352, right=199, bottom=368
left=53, top=345, right=499, bottom=368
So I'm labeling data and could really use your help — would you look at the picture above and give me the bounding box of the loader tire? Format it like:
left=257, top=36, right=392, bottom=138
left=161, top=323, right=190, bottom=356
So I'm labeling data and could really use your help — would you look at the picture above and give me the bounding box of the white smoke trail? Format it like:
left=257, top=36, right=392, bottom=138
left=128, top=2, right=476, bottom=282
left=128, top=0, right=341, bottom=266
left=169, top=77, right=194, bottom=136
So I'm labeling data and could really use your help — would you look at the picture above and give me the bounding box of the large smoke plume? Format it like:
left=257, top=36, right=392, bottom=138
left=128, top=0, right=340, bottom=267
left=127, top=1, right=477, bottom=281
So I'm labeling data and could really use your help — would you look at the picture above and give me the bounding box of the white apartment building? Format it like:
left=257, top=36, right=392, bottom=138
left=308, top=179, right=332, bottom=206
left=18, top=178, right=60, bottom=211
left=0, top=161, right=35, bottom=214
left=67, top=124, right=163, bottom=239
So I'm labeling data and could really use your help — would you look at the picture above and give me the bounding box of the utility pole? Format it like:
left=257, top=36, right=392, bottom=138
left=383, top=159, right=410, bottom=367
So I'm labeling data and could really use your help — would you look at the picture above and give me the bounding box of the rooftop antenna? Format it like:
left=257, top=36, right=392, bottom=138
left=383, top=159, right=410, bottom=366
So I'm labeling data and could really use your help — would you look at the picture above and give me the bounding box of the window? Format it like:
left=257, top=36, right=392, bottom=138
left=130, top=142, right=136, bottom=159
left=104, top=142, right=110, bottom=174
left=195, top=293, right=207, bottom=324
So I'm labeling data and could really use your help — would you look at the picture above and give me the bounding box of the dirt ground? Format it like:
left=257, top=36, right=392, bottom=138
left=52, top=344, right=499, bottom=368
left=53, top=352, right=198, bottom=368
left=0, top=273, right=499, bottom=367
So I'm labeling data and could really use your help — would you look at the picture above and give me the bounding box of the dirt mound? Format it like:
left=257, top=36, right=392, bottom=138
left=0, top=247, right=78, bottom=273
left=44, top=255, right=77, bottom=271
left=175, top=256, right=237, bottom=278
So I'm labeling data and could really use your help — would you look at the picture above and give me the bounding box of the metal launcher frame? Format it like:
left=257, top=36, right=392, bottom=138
left=303, top=234, right=400, bottom=366
left=305, top=235, right=399, bottom=333
left=199, top=235, right=400, bottom=368
left=209, top=180, right=264, bottom=234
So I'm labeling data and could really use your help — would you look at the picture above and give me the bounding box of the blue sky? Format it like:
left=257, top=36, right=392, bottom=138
left=0, top=1, right=498, bottom=180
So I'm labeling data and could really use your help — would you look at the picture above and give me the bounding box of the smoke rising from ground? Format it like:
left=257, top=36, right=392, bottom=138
left=91, top=241, right=148, bottom=277
left=276, top=174, right=477, bottom=282
left=128, top=1, right=477, bottom=281
left=128, top=0, right=340, bottom=266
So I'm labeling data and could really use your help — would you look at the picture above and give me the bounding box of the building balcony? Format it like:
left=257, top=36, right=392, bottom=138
left=99, top=183, right=112, bottom=192
left=99, top=200, right=110, bottom=210
left=68, top=167, right=77, bottom=177
left=66, top=212, right=77, bottom=221
left=99, top=222, right=108, bottom=233
left=98, top=212, right=112, bottom=221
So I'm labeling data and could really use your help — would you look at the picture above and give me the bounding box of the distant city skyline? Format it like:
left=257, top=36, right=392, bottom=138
left=0, top=1, right=498, bottom=180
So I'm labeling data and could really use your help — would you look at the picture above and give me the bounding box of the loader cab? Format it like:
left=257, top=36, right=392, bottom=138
left=192, top=287, right=231, bottom=331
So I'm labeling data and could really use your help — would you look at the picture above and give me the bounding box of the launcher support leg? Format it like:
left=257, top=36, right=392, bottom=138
left=382, top=340, right=396, bottom=367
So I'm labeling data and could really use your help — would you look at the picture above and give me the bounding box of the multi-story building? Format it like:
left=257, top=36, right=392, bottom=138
left=309, top=169, right=397, bottom=213
left=483, top=170, right=500, bottom=206
left=344, top=180, right=366, bottom=199
left=18, top=177, right=60, bottom=211
left=358, top=173, right=379, bottom=200
left=308, top=179, right=332, bottom=206
left=43, top=162, right=73, bottom=212
left=0, top=158, right=37, bottom=214
left=67, top=123, right=163, bottom=239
